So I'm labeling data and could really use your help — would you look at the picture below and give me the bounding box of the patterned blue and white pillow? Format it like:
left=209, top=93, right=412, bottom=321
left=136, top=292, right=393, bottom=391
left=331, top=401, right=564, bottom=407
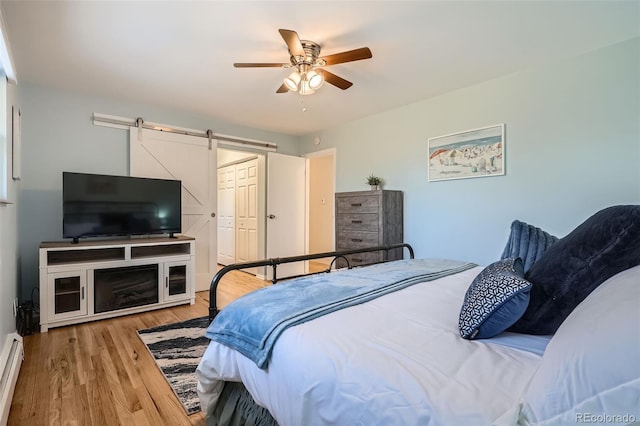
left=459, top=258, right=532, bottom=340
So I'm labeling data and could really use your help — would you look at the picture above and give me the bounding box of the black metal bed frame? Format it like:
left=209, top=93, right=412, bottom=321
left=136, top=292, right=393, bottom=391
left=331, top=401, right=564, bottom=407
left=208, top=243, right=414, bottom=322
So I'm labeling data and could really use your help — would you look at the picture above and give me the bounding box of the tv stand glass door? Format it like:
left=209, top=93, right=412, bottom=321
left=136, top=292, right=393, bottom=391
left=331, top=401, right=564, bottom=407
left=163, top=261, right=190, bottom=301
left=48, top=271, right=87, bottom=321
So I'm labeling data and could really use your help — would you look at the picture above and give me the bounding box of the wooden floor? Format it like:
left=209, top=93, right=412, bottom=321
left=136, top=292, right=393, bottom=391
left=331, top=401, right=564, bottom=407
left=7, top=267, right=275, bottom=426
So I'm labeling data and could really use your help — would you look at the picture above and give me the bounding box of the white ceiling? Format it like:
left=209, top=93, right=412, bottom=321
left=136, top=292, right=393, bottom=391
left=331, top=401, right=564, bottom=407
left=2, top=1, right=639, bottom=136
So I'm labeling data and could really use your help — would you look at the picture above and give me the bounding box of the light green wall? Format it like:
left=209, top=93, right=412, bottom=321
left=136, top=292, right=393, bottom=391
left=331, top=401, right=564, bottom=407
left=300, top=38, right=640, bottom=265
left=16, top=84, right=300, bottom=300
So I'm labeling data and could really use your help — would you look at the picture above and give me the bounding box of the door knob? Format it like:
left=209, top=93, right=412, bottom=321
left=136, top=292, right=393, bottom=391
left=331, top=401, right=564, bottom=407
left=267, top=214, right=276, bottom=219
left=211, top=212, right=216, bottom=218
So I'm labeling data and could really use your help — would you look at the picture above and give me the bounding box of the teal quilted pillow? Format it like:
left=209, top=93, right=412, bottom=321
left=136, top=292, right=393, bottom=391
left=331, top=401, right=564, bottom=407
left=501, top=220, right=558, bottom=273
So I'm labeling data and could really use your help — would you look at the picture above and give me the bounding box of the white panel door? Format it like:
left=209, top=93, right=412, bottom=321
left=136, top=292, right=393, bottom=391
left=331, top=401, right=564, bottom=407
left=267, top=152, right=306, bottom=279
left=130, top=128, right=217, bottom=292
left=236, top=158, right=259, bottom=263
left=217, top=165, right=236, bottom=265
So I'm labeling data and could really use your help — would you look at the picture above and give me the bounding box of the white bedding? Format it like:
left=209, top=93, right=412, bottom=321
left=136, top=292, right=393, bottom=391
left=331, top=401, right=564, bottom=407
left=197, top=266, right=548, bottom=426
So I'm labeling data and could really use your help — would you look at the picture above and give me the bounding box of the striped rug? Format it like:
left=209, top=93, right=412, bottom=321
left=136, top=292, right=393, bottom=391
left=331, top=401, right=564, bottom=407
left=137, top=316, right=210, bottom=415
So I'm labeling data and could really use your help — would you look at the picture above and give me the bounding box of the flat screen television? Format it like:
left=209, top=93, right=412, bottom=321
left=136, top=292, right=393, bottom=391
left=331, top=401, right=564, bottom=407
left=63, top=172, right=182, bottom=242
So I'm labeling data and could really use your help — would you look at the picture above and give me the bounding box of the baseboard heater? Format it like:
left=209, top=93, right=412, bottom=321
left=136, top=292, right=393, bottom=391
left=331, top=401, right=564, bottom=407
left=0, top=333, right=23, bottom=425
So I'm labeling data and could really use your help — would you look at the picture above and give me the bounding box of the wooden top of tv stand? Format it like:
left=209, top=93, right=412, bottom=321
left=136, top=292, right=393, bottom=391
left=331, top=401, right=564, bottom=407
left=40, top=235, right=195, bottom=249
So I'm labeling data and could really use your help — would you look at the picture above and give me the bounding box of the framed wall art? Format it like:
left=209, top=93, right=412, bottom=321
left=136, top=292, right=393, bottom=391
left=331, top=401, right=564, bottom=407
left=428, top=124, right=505, bottom=182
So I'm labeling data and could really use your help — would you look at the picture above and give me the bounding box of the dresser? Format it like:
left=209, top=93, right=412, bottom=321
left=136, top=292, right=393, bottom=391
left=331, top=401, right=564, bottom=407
left=335, top=190, right=403, bottom=268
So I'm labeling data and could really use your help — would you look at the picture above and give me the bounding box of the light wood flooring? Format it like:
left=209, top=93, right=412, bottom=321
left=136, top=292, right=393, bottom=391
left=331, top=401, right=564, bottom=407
left=7, top=267, right=273, bottom=426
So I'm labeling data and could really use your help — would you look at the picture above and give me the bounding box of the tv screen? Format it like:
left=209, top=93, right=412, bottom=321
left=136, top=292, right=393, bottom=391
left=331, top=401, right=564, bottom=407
left=63, top=172, right=182, bottom=241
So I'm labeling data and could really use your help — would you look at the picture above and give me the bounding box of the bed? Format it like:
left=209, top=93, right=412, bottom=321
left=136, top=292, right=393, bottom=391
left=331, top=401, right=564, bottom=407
left=197, top=205, right=640, bottom=426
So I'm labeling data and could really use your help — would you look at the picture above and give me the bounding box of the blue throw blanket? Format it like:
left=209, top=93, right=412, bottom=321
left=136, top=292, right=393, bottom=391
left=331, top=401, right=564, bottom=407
left=206, top=258, right=477, bottom=368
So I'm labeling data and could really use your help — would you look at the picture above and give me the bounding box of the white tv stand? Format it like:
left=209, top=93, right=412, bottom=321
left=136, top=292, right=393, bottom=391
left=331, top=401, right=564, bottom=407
left=39, top=236, right=195, bottom=332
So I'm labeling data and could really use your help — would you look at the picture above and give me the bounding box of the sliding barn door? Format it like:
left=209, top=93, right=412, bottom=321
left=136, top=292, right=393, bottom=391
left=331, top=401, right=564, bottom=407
left=130, top=128, right=217, bottom=292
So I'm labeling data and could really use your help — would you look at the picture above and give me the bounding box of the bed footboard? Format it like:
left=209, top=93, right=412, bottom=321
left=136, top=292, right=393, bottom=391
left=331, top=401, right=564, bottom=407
left=208, top=243, right=414, bottom=323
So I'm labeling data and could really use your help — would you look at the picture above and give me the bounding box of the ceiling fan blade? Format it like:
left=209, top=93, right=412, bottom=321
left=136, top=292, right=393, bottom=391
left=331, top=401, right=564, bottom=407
left=279, top=29, right=305, bottom=57
left=321, top=47, right=372, bottom=66
left=276, top=83, right=290, bottom=94
left=319, top=70, right=353, bottom=90
left=234, top=62, right=286, bottom=68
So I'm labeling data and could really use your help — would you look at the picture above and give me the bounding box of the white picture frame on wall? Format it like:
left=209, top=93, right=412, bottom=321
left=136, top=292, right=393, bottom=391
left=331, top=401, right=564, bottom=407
left=12, top=106, right=21, bottom=180
left=427, top=124, right=505, bottom=182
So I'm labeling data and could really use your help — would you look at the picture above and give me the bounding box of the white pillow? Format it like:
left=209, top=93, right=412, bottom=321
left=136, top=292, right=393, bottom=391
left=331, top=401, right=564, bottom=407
left=518, top=264, right=640, bottom=426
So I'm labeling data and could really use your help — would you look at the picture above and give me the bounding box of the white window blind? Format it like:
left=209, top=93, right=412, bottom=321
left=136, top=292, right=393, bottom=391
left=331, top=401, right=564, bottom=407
left=0, top=68, right=7, bottom=202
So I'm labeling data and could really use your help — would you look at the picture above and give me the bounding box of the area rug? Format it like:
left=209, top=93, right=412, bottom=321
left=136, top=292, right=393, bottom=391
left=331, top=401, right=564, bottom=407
left=137, top=316, right=210, bottom=415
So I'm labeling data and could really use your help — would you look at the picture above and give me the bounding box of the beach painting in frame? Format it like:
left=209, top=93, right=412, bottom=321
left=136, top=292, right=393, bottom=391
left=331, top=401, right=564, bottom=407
left=428, top=124, right=505, bottom=182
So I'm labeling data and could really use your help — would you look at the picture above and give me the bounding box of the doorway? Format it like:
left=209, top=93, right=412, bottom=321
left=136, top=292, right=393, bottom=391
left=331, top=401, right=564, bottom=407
left=306, top=148, right=336, bottom=269
left=216, top=147, right=336, bottom=278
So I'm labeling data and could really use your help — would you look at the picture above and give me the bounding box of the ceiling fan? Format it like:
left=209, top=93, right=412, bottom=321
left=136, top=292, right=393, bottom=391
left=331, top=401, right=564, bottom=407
left=234, top=29, right=373, bottom=95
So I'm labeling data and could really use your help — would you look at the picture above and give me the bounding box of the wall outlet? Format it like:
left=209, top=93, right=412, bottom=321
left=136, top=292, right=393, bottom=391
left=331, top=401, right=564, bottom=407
left=13, top=298, right=18, bottom=317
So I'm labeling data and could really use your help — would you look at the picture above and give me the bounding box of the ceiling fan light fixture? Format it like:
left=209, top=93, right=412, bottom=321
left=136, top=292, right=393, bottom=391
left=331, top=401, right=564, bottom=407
left=299, top=80, right=315, bottom=96
left=284, top=71, right=301, bottom=91
left=306, top=70, right=324, bottom=90
left=237, top=29, right=371, bottom=95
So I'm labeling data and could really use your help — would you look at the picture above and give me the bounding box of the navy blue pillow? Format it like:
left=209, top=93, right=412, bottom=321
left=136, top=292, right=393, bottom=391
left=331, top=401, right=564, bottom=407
left=509, top=205, right=640, bottom=335
left=501, top=220, right=558, bottom=273
left=459, top=258, right=532, bottom=340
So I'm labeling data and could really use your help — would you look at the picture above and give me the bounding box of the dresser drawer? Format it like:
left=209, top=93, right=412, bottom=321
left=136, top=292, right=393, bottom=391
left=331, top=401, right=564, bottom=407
left=336, top=195, right=379, bottom=214
left=336, top=230, right=379, bottom=249
left=336, top=214, right=379, bottom=232
left=336, top=252, right=382, bottom=269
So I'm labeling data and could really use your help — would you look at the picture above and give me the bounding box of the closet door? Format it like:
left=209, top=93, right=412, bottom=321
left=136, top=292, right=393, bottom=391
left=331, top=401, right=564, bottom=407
left=217, top=165, right=236, bottom=265
left=236, top=158, right=259, bottom=263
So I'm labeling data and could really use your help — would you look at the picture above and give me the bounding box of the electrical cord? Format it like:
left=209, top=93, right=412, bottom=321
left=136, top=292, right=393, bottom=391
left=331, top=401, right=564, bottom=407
left=30, top=286, right=40, bottom=314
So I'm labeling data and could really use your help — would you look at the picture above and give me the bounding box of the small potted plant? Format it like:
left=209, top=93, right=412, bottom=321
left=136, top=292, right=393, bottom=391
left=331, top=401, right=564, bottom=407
left=366, top=174, right=382, bottom=190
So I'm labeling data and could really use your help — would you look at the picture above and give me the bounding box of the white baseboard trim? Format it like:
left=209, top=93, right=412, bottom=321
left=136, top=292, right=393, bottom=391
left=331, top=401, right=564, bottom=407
left=0, top=332, right=23, bottom=425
